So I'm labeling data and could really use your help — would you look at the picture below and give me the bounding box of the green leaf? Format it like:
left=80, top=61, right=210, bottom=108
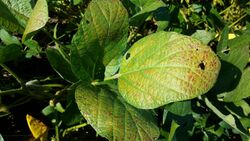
left=22, top=0, right=48, bottom=42
left=219, top=27, right=250, bottom=71
left=130, top=0, right=166, bottom=26
left=46, top=48, right=78, bottom=83
left=223, top=69, right=250, bottom=102
left=118, top=31, right=221, bottom=109
left=75, top=84, right=159, bottom=140
left=168, top=120, right=180, bottom=141
left=24, top=39, right=41, bottom=58
left=0, top=0, right=33, bottom=33
left=204, top=97, right=249, bottom=138
left=0, top=44, right=22, bottom=63
left=0, top=29, right=21, bottom=45
left=216, top=26, right=229, bottom=55
left=104, top=55, right=122, bottom=77
left=71, top=0, right=129, bottom=82
left=191, top=30, right=215, bottom=45
left=165, top=101, right=192, bottom=117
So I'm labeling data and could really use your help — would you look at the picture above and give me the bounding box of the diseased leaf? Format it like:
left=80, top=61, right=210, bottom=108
left=118, top=31, right=221, bottom=109
left=223, top=69, right=250, bottom=102
left=0, top=0, right=33, bottom=33
left=46, top=48, right=78, bottom=83
left=71, top=0, right=129, bottom=82
left=22, top=0, right=48, bottom=42
left=75, top=84, right=159, bottom=141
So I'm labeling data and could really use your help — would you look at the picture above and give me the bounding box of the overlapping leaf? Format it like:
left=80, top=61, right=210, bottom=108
left=130, top=0, right=166, bottom=26
left=0, top=0, right=33, bottom=33
left=118, top=31, right=221, bottom=109
left=71, top=0, right=129, bottom=82
left=75, top=84, right=159, bottom=140
left=22, top=0, right=48, bottom=42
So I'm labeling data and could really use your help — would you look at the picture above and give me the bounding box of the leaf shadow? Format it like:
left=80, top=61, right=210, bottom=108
left=208, top=60, right=242, bottom=96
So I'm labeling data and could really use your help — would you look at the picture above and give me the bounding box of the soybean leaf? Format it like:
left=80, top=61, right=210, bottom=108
left=130, top=0, right=166, bottom=26
left=71, top=0, right=129, bottom=82
left=118, top=31, right=221, bottom=109
left=165, top=101, right=192, bottom=117
left=204, top=97, right=249, bottom=138
left=0, top=44, right=22, bottom=63
left=0, top=29, right=21, bottom=45
left=46, top=48, right=78, bottom=83
left=75, top=84, right=159, bottom=141
left=223, top=69, right=250, bottom=102
left=24, top=39, right=41, bottom=58
left=104, top=55, right=122, bottom=77
left=0, top=0, right=33, bottom=33
left=191, top=30, right=216, bottom=45
left=22, top=0, right=48, bottom=42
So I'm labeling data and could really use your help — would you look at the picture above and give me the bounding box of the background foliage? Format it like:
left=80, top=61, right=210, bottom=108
left=0, top=0, right=250, bottom=140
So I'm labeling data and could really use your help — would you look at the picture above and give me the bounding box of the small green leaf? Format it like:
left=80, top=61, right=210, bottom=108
left=22, top=0, right=48, bottom=42
left=165, top=101, right=192, bottom=117
left=75, top=84, right=159, bottom=140
left=104, top=55, right=122, bottom=77
left=0, top=29, right=21, bottom=45
left=46, top=48, right=78, bottom=83
left=130, top=0, right=166, bottom=26
left=223, top=69, right=250, bottom=102
left=24, top=39, right=41, bottom=58
left=118, top=31, right=221, bottom=109
left=71, top=0, right=129, bottom=81
left=168, top=120, right=180, bottom=141
left=191, top=30, right=215, bottom=45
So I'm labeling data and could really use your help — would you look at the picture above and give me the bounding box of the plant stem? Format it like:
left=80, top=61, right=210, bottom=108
left=62, top=123, right=88, bottom=137
left=41, top=84, right=65, bottom=88
left=55, top=124, right=60, bottom=141
left=229, top=14, right=247, bottom=28
left=0, top=64, right=24, bottom=86
left=91, top=74, right=120, bottom=86
left=0, top=88, right=23, bottom=96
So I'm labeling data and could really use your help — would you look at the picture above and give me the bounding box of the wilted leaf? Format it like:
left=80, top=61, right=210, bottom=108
left=26, top=114, right=48, bottom=141
left=71, top=0, right=129, bottom=82
left=75, top=84, right=159, bottom=140
left=118, top=31, right=221, bottom=109
left=22, top=0, right=48, bottom=42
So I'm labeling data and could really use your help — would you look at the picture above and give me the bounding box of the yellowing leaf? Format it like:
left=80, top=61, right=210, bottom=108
left=118, top=31, right=221, bottom=109
left=26, top=114, right=48, bottom=141
left=22, top=0, right=48, bottom=42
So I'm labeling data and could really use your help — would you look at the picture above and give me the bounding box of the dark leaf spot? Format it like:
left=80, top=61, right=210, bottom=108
left=86, top=20, right=90, bottom=24
left=125, top=53, right=130, bottom=60
left=196, top=48, right=199, bottom=51
left=198, top=62, right=205, bottom=70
